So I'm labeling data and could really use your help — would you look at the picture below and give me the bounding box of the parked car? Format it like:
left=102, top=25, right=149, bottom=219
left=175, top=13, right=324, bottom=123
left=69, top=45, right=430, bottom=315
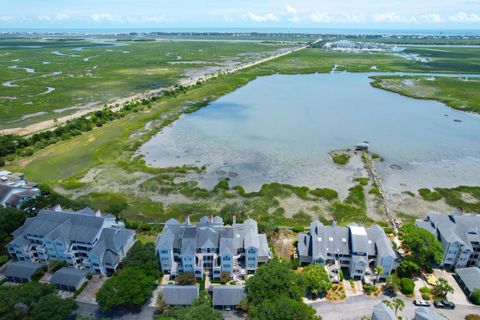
left=434, top=300, right=455, bottom=309
left=414, top=299, right=431, bottom=307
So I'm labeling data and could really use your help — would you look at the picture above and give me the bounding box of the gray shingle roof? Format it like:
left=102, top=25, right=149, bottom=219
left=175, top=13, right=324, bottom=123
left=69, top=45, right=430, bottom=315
left=414, top=307, right=445, bottom=320
left=371, top=303, right=396, bottom=320
left=0, top=184, right=13, bottom=202
left=162, top=285, right=199, bottom=305
left=456, top=267, right=480, bottom=294
left=350, top=225, right=368, bottom=254
left=3, top=261, right=42, bottom=280
left=421, top=211, right=480, bottom=251
left=89, top=227, right=135, bottom=264
left=212, top=285, right=246, bottom=306
left=50, top=267, right=88, bottom=289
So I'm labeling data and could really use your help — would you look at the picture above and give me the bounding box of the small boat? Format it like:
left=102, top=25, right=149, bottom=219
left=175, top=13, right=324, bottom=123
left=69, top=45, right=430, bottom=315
left=355, top=142, right=369, bottom=151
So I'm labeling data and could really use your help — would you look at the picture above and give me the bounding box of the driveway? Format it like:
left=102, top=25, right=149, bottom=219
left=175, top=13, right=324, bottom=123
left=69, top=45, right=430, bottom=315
left=310, top=294, right=479, bottom=320
left=75, top=276, right=106, bottom=304
left=433, top=269, right=472, bottom=306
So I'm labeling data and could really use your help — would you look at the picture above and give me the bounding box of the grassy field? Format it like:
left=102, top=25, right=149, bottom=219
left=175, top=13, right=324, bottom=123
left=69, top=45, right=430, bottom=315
left=371, top=75, right=480, bottom=113
left=9, top=45, right=480, bottom=224
left=0, top=37, right=291, bottom=128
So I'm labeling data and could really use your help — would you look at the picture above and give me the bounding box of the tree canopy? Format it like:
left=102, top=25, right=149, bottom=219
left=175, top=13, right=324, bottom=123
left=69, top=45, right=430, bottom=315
left=160, top=295, right=223, bottom=320
left=400, top=224, right=443, bottom=267
left=300, top=264, right=332, bottom=295
left=0, top=282, right=78, bottom=320
left=121, top=242, right=161, bottom=278
left=96, top=267, right=155, bottom=312
left=246, top=259, right=305, bottom=304
left=249, top=296, right=320, bottom=320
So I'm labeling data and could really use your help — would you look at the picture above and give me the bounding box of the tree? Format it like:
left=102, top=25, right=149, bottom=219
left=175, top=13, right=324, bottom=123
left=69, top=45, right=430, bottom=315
left=220, top=272, right=230, bottom=284
left=384, top=274, right=400, bottom=294
left=246, top=259, right=305, bottom=304
left=49, top=260, right=68, bottom=272
left=471, top=288, right=480, bottom=305
left=96, top=267, right=155, bottom=312
left=382, top=298, right=405, bottom=315
left=122, top=242, right=161, bottom=278
left=30, top=295, right=78, bottom=320
left=373, top=266, right=384, bottom=284
left=300, top=264, right=332, bottom=296
left=161, top=295, right=222, bottom=320
left=176, top=272, right=197, bottom=286
left=397, top=260, right=420, bottom=278
left=0, top=282, right=77, bottom=320
left=249, top=296, right=320, bottom=320
left=434, top=278, right=454, bottom=298
left=400, top=224, right=443, bottom=268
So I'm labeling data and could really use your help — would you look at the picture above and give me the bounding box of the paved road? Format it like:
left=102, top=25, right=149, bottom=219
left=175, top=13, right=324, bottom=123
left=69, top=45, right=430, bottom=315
left=73, top=301, right=156, bottom=320
left=310, top=295, right=480, bottom=320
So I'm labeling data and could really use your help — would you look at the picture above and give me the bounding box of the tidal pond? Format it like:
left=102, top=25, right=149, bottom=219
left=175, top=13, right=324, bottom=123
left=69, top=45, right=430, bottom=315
left=140, top=73, right=480, bottom=196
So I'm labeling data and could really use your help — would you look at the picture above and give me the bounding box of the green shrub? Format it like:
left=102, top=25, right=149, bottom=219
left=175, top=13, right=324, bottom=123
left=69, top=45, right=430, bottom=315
left=418, top=188, right=442, bottom=201
left=292, top=226, right=304, bottom=233
left=465, top=314, right=480, bottom=320
left=400, top=277, right=415, bottom=295
left=0, top=255, right=8, bottom=266
left=332, top=154, right=350, bottom=165
left=309, top=188, right=338, bottom=200
left=471, top=288, right=480, bottom=305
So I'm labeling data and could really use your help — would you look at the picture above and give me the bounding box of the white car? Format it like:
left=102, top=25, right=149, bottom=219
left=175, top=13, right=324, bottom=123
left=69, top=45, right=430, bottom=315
left=414, top=299, right=431, bottom=307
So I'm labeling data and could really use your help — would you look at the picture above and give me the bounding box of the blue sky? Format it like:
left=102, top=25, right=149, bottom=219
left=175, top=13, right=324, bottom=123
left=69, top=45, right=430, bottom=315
left=1, top=0, right=480, bottom=29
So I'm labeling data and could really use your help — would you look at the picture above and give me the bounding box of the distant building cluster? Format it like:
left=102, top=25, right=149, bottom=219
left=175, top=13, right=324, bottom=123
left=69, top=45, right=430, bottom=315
left=156, top=215, right=271, bottom=279
left=6, top=206, right=136, bottom=276
left=416, top=210, right=480, bottom=269
left=298, top=221, right=398, bottom=281
left=0, top=170, right=40, bottom=209
left=323, top=40, right=398, bottom=53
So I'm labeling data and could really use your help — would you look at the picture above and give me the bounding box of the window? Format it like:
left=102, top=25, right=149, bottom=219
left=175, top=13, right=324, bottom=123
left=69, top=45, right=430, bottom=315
left=223, top=256, right=231, bottom=261
left=224, top=264, right=231, bottom=268
left=248, top=257, right=256, bottom=261
left=160, top=250, right=168, bottom=254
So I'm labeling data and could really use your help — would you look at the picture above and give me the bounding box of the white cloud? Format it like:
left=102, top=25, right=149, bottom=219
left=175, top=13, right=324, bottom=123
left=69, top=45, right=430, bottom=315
left=421, top=13, right=445, bottom=23
left=372, top=12, right=417, bottom=23
left=285, top=5, right=297, bottom=14
left=309, top=12, right=332, bottom=23
left=339, top=13, right=366, bottom=23
left=90, top=13, right=120, bottom=23
left=448, top=11, right=480, bottom=22
left=0, top=16, right=15, bottom=22
left=224, top=16, right=234, bottom=22
left=37, top=15, right=51, bottom=22
left=246, top=12, right=279, bottom=22
left=55, top=14, right=70, bottom=22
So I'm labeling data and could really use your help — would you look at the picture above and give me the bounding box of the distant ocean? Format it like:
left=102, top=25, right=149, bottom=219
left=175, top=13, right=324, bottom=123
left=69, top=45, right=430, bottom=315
left=2, top=27, right=480, bottom=36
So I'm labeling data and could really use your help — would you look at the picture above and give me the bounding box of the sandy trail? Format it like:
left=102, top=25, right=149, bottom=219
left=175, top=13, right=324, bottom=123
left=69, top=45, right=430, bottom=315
left=3, top=42, right=311, bottom=136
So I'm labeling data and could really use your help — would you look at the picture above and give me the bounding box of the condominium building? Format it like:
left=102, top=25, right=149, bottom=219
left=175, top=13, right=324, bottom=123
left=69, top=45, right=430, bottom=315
left=156, top=216, right=271, bottom=279
left=298, top=221, right=398, bottom=280
left=0, top=171, right=40, bottom=209
left=6, top=206, right=136, bottom=276
left=416, top=210, right=480, bottom=269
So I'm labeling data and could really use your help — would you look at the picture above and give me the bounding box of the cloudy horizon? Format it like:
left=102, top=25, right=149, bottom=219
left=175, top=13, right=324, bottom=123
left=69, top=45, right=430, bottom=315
left=1, top=0, right=480, bottom=30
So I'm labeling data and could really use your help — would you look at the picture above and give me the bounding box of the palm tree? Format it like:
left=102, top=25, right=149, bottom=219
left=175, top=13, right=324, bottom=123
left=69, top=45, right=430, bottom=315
left=434, top=278, right=454, bottom=298
left=373, top=266, right=384, bottom=284
left=382, top=298, right=405, bottom=315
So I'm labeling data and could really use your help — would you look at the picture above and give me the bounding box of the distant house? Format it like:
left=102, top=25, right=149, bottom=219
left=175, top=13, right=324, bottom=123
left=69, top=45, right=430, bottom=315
left=0, top=171, right=40, bottom=209
left=50, top=267, right=88, bottom=292
left=414, top=307, right=445, bottom=320
left=298, top=221, right=398, bottom=280
left=6, top=206, right=136, bottom=276
left=3, top=261, right=43, bottom=283
left=371, top=302, right=396, bottom=320
left=162, top=285, right=199, bottom=306
left=416, top=210, right=480, bottom=269
left=211, top=285, right=246, bottom=310
left=455, top=267, right=480, bottom=299
left=156, top=216, right=271, bottom=279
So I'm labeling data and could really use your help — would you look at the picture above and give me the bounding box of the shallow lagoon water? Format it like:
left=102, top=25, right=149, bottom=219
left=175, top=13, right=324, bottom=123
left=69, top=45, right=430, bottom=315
left=140, top=73, right=480, bottom=195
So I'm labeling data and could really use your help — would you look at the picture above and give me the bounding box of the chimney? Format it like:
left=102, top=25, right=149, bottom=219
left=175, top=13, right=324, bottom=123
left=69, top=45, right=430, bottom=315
left=53, top=204, right=62, bottom=212
left=95, top=209, right=102, bottom=217
left=332, top=217, right=337, bottom=226
left=232, top=215, right=236, bottom=225
left=186, top=215, right=191, bottom=225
